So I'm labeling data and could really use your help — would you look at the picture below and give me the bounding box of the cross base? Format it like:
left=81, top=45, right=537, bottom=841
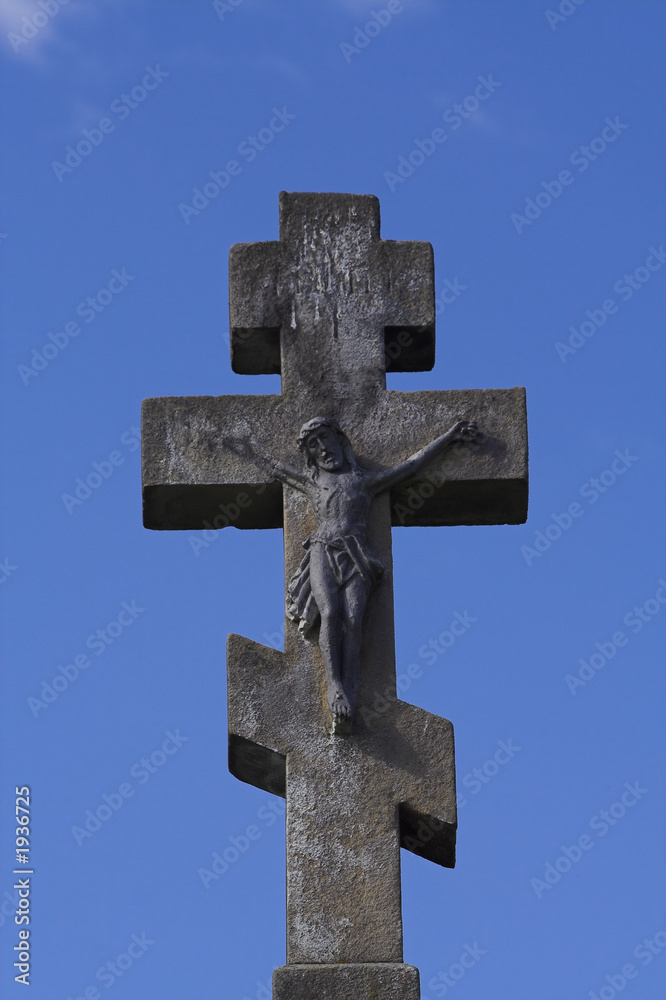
left=272, top=963, right=420, bottom=999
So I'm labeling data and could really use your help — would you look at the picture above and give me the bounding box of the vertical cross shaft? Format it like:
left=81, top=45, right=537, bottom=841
left=227, top=195, right=443, bottom=972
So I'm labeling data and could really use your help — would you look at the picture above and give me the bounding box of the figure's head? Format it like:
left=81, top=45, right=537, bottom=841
left=297, top=417, right=357, bottom=476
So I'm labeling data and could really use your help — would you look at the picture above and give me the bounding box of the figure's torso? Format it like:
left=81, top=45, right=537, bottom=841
left=306, top=469, right=372, bottom=541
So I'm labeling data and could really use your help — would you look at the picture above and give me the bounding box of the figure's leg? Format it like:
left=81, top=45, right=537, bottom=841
left=309, top=545, right=350, bottom=722
left=340, top=574, right=370, bottom=714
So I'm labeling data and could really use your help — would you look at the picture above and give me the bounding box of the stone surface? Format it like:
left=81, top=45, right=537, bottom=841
left=141, top=192, right=529, bottom=988
left=141, top=386, right=527, bottom=530
left=143, top=193, right=527, bottom=536
left=272, top=963, right=420, bottom=1000
left=229, top=191, right=435, bottom=376
left=228, top=626, right=456, bottom=964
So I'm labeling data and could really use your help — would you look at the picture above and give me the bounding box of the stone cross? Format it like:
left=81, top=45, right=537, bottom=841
left=142, top=192, right=527, bottom=999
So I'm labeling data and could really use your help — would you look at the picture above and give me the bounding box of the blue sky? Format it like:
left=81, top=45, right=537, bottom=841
left=1, top=1, right=664, bottom=998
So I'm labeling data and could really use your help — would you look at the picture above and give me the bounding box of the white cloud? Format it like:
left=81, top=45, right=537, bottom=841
left=0, top=0, right=100, bottom=67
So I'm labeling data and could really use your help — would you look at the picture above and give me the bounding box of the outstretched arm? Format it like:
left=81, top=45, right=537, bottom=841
left=271, top=457, right=309, bottom=492
left=369, top=420, right=478, bottom=494
left=220, top=435, right=308, bottom=492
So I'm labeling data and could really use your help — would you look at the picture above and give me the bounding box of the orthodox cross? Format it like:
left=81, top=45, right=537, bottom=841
left=142, top=192, right=527, bottom=999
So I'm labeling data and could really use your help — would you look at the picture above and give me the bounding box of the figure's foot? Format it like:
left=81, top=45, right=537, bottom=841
left=328, top=685, right=352, bottom=736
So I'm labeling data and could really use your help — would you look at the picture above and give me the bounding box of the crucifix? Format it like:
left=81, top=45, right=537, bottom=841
left=142, top=192, right=528, bottom=999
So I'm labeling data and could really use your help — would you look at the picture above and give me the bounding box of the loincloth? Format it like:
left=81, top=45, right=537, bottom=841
left=286, top=534, right=384, bottom=640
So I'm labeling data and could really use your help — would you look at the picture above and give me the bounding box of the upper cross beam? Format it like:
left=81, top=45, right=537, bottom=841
left=229, top=192, right=436, bottom=398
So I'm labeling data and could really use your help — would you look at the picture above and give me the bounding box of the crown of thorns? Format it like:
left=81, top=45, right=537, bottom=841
left=296, top=417, right=347, bottom=451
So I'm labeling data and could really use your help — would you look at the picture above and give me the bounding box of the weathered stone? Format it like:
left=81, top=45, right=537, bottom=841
left=141, top=386, right=527, bottom=530
left=141, top=192, right=529, bottom=991
left=272, top=962, right=420, bottom=1000
left=228, top=629, right=456, bottom=963
left=229, top=191, right=435, bottom=376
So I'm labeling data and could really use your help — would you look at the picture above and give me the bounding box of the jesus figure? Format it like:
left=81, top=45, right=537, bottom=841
left=262, top=416, right=478, bottom=733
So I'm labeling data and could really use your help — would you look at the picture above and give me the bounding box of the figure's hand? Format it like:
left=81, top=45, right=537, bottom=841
left=451, top=420, right=478, bottom=442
